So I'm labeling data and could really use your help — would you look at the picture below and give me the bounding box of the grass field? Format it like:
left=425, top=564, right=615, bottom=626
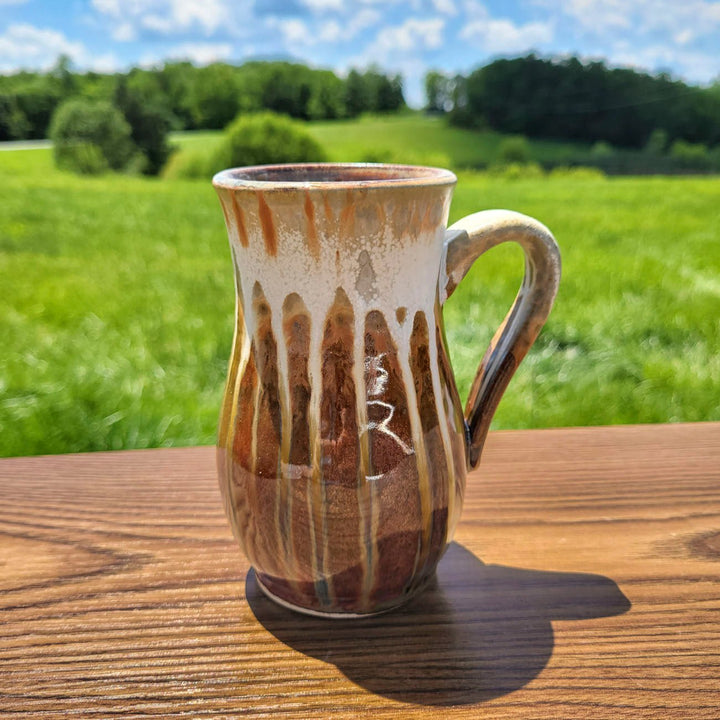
left=171, top=113, right=589, bottom=168
left=2, top=119, right=719, bottom=457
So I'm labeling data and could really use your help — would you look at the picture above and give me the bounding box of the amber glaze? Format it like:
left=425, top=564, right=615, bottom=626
left=213, top=163, right=560, bottom=616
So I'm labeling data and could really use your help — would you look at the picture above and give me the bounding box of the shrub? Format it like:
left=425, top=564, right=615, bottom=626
left=549, top=166, right=606, bottom=180
left=210, top=112, right=326, bottom=174
left=669, top=139, right=710, bottom=169
left=50, top=99, right=137, bottom=174
left=644, top=128, right=668, bottom=155
left=710, top=145, right=720, bottom=167
left=58, top=142, right=108, bottom=174
left=487, top=161, right=544, bottom=179
left=497, top=135, right=531, bottom=164
left=161, top=148, right=210, bottom=180
left=591, top=141, right=615, bottom=158
left=359, top=147, right=452, bottom=169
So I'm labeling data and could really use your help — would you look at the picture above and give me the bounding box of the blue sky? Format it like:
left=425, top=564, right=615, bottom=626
left=1, top=0, right=719, bottom=105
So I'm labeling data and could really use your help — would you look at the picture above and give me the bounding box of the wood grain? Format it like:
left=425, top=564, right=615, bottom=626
left=1, top=423, right=719, bottom=719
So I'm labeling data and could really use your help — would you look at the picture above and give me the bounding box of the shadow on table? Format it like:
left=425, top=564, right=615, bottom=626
left=247, top=542, right=630, bottom=706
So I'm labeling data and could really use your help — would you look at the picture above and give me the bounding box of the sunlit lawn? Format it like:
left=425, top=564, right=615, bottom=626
left=1, top=133, right=719, bottom=457
left=170, top=113, right=589, bottom=168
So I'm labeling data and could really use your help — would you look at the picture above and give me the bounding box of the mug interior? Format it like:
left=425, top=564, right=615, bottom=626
left=213, top=163, right=456, bottom=189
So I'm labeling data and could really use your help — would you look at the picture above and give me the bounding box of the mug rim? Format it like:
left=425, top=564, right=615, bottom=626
left=212, top=162, right=457, bottom=190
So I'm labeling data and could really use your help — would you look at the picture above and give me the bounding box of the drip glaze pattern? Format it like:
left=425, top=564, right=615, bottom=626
left=213, top=163, right=561, bottom=616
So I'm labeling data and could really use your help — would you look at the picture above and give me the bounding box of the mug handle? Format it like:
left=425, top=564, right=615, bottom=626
left=440, top=210, right=561, bottom=469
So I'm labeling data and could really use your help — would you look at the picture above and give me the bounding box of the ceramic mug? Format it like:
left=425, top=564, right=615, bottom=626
left=213, top=163, right=560, bottom=617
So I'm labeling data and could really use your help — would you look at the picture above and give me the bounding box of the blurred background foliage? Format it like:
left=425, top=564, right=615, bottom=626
left=1, top=52, right=719, bottom=456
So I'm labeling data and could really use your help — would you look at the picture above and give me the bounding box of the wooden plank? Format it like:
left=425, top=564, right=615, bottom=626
left=1, top=423, right=719, bottom=718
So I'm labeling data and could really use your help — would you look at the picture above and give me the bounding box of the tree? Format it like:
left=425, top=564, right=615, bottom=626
left=189, top=63, right=242, bottom=129
left=307, top=70, right=346, bottom=120
left=0, top=59, right=409, bottom=140
left=344, top=67, right=404, bottom=116
left=377, top=73, right=404, bottom=112
left=50, top=98, right=137, bottom=174
left=157, top=61, right=197, bottom=128
left=114, top=75, right=174, bottom=175
left=48, top=54, right=77, bottom=98
left=345, top=69, right=370, bottom=117
left=425, top=71, right=453, bottom=113
left=454, top=54, right=720, bottom=149
left=0, top=95, right=29, bottom=140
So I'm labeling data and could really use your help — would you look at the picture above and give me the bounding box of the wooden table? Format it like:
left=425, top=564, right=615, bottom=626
left=1, top=423, right=719, bottom=719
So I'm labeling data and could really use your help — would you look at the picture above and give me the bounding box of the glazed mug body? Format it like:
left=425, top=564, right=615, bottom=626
left=213, top=163, right=560, bottom=616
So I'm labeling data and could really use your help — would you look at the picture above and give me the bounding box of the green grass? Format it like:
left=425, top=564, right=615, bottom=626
left=445, top=174, right=720, bottom=427
left=170, top=113, right=588, bottom=169
left=308, top=114, right=589, bottom=167
left=1, top=148, right=230, bottom=455
left=2, top=122, right=719, bottom=457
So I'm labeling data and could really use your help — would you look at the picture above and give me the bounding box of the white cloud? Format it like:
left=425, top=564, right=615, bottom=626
left=543, top=0, right=720, bottom=39
left=640, top=0, right=720, bottom=37
left=460, top=17, right=553, bottom=53
left=674, top=29, right=694, bottom=46
left=344, top=17, right=446, bottom=106
left=270, top=7, right=380, bottom=48
left=300, top=0, right=344, bottom=10
left=88, top=53, right=122, bottom=73
left=431, top=0, right=458, bottom=15
left=544, top=0, right=631, bottom=32
left=316, top=9, right=380, bottom=43
left=111, top=23, right=136, bottom=42
left=318, top=20, right=343, bottom=43
left=269, top=17, right=312, bottom=45
left=372, top=17, right=445, bottom=53
left=348, top=8, right=382, bottom=35
left=611, top=42, right=719, bottom=83
left=0, top=23, right=86, bottom=71
left=533, top=0, right=720, bottom=82
left=91, top=0, right=229, bottom=38
left=461, top=1, right=553, bottom=53
left=0, top=23, right=122, bottom=73
left=165, top=42, right=234, bottom=65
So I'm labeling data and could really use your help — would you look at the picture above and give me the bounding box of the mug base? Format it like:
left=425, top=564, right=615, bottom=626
left=254, top=573, right=420, bottom=619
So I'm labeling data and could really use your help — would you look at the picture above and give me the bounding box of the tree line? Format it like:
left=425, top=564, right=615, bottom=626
left=0, top=56, right=404, bottom=143
left=427, top=54, right=720, bottom=150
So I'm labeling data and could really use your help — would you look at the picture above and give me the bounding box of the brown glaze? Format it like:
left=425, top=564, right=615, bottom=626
left=363, top=310, right=423, bottom=605
left=320, top=288, right=359, bottom=487
left=364, top=310, right=414, bottom=477
left=322, top=191, right=334, bottom=224
left=435, top=314, right=468, bottom=534
left=281, top=293, right=312, bottom=587
left=217, top=190, right=233, bottom=238
left=303, top=191, right=319, bottom=260
left=339, top=192, right=355, bottom=237
left=256, top=191, right=277, bottom=257
left=318, top=289, right=360, bottom=606
left=250, top=283, right=285, bottom=579
left=282, top=293, right=312, bottom=468
left=409, top=310, right=449, bottom=577
left=231, top=193, right=249, bottom=248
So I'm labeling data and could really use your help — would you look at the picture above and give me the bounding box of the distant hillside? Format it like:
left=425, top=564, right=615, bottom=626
left=172, top=114, right=720, bottom=175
